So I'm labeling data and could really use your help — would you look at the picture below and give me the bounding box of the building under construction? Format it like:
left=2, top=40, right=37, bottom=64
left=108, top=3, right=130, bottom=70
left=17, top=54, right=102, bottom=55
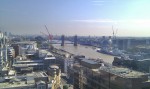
left=73, top=58, right=150, bottom=89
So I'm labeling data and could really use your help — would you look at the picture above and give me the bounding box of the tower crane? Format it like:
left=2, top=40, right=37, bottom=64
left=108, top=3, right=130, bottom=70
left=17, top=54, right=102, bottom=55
left=40, top=25, right=53, bottom=42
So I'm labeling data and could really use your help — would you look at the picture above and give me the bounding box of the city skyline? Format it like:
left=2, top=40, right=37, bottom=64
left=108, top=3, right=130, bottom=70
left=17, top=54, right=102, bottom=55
left=1, top=0, right=150, bottom=37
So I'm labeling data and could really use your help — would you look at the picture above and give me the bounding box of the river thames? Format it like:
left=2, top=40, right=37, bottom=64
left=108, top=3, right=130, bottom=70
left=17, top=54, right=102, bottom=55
left=53, top=44, right=114, bottom=64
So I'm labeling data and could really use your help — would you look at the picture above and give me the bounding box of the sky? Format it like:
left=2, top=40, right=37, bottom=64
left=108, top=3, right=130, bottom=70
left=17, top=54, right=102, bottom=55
left=0, top=0, right=150, bottom=37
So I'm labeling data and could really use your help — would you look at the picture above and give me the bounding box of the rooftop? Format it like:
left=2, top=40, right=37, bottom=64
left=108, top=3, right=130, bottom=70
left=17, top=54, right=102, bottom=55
left=100, top=66, right=146, bottom=78
left=13, top=63, right=44, bottom=67
left=34, top=72, right=48, bottom=78
left=81, top=58, right=100, bottom=65
left=138, top=58, right=150, bottom=62
left=0, top=72, right=48, bottom=89
left=15, top=41, right=36, bottom=45
left=74, top=60, right=146, bottom=79
left=0, top=81, right=34, bottom=89
left=16, top=60, right=43, bottom=63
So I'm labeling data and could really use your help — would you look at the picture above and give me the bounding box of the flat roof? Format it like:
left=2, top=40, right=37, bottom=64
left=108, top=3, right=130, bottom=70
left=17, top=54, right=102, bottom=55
left=81, top=58, right=99, bottom=65
left=34, top=72, right=48, bottom=78
left=0, top=76, right=34, bottom=89
left=15, top=41, right=36, bottom=45
left=13, top=63, right=44, bottom=67
left=16, top=60, right=43, bottom=63
left=8, top=70, right=15, bottom=75
left=0, top=72, right=48, bottom=88
left=44, top=57, right=56, bottom=60
left=0, top=81, right=34, bottom=89
left=138, top=59, right=150, bottom=62
left=100, top=66, right=146, bottom=78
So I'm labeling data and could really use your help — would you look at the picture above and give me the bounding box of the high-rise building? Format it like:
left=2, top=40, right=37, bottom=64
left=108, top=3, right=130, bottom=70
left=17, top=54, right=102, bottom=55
left=0, top=32, right=8, bottom=67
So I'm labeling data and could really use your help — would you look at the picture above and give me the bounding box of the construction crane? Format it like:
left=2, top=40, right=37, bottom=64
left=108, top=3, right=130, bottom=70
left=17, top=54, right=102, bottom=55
left=45, top=25, right=53, bottom=41
left=112, top=26, right=118, bottom=48
left=40, top=25, right=54, bottom=49
left=112, top=26, right=118, bottom=40
left=40, top=25, right=53, bottom=42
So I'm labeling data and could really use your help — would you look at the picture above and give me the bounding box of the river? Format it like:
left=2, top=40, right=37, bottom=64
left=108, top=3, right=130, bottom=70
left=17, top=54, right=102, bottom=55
left=53, top=44, right=114, bottom=64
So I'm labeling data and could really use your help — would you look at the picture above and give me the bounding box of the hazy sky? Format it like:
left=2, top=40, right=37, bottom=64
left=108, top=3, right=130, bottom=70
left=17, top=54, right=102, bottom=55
left=1, top=0, right=150, bottom=36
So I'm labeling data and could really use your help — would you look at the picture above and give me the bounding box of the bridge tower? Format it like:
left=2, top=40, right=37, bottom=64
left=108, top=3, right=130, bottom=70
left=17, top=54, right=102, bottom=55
left=74, top=35, right=78, bottom=46
left=61, top=35, right=65, bottom=46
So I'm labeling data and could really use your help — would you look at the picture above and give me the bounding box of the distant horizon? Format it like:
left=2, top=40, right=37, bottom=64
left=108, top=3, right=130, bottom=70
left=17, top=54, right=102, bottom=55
left=8, top=32, right=150, bottom=38
left=1, top=0, right=150, bottom=37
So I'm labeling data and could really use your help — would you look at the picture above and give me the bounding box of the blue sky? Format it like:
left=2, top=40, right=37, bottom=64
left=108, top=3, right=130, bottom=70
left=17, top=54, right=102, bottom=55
left=0, top=0, right=150, bottom=36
